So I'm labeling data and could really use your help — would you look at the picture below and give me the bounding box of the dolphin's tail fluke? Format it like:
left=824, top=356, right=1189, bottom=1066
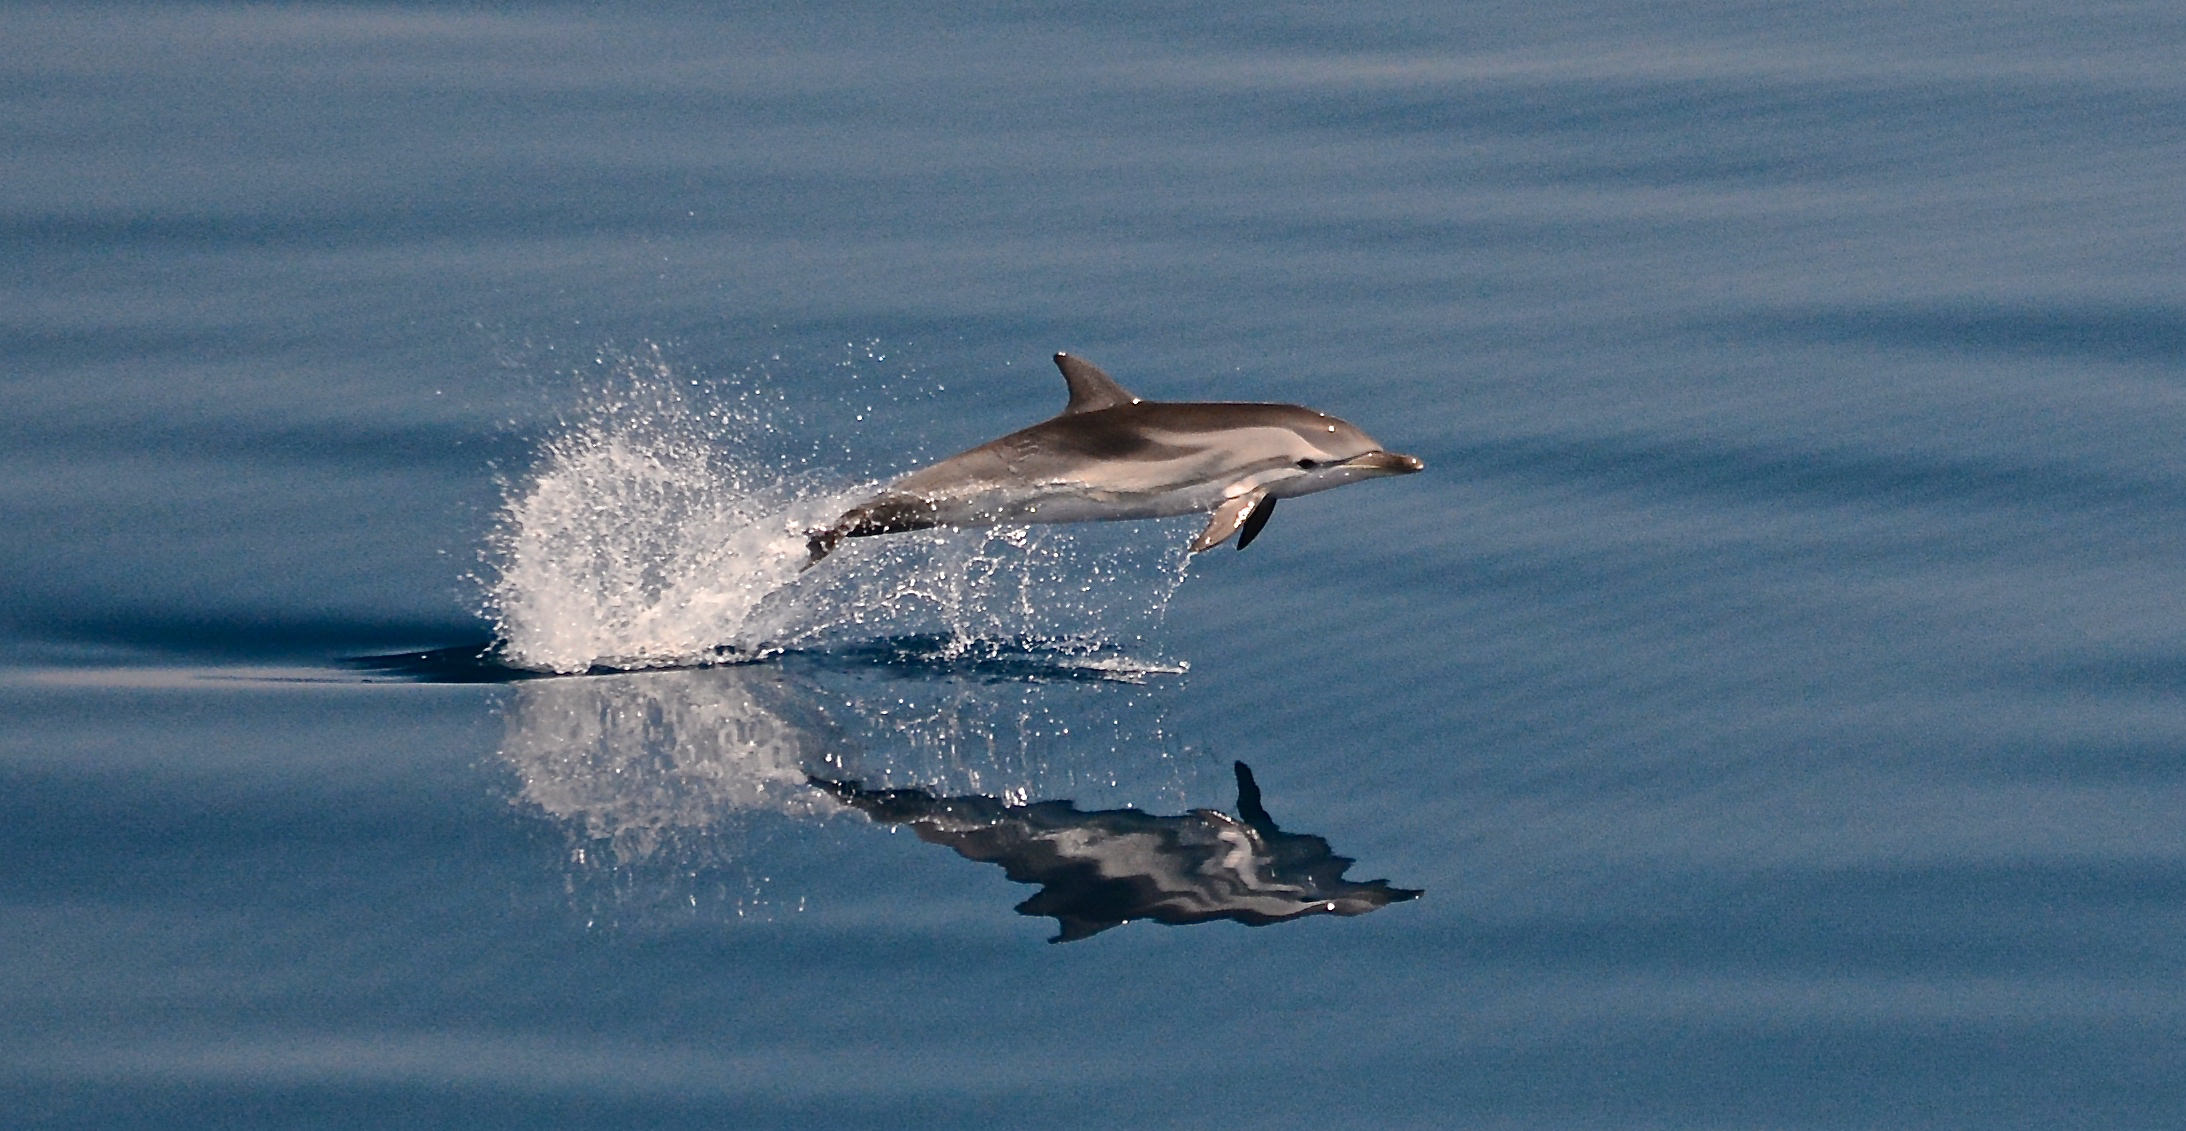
left=801, top=527, right=842, bottom=571
left=800, top=495, right=944, bottom=570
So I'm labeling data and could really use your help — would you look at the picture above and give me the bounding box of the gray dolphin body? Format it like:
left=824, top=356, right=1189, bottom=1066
left=804, top=353, right=1423, bottom=567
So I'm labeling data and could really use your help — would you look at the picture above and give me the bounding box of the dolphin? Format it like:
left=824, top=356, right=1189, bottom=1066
left=803, top=353, right=1424, bottom=567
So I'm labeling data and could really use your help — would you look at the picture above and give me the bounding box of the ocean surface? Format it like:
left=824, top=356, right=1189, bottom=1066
left=6, top=2, right=2185, bottom=1127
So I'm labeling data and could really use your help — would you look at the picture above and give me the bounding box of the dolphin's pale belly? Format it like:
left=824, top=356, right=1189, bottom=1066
left=919, top=478, right=1234, bottom=527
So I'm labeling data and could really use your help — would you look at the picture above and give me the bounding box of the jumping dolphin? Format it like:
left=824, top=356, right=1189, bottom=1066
left=803, top=353, right=1423, bottom=567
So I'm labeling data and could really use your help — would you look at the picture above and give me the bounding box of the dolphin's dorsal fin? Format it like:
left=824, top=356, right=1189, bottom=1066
left=1053, top=353, right=1141, bottom=414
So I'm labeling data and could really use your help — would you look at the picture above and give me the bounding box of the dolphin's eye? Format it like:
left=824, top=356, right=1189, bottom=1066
left=1296, top=458, right=1321, bottom=470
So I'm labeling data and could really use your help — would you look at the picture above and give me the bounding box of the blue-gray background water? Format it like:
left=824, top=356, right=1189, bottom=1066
left=6, top=2, right=2184, bottom=1127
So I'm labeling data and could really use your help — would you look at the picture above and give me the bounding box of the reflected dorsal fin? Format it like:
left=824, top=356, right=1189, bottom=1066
left=1053, top=353, right=1142, bottom=414
left=1233, top=761, right=1279, bottom=833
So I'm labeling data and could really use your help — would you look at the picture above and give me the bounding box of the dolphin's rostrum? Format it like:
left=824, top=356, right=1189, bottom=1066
left=804, top=353, right=1423, bottom=567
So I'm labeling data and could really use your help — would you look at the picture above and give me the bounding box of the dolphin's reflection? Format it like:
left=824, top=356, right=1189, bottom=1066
left=494, top=648, right=1417, bottom=938
left=815, top=761, right=1421, bottom=942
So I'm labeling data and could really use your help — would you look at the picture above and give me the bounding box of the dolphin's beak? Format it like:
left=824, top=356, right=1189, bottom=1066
left=1342, top=451, right=1425, bottom=475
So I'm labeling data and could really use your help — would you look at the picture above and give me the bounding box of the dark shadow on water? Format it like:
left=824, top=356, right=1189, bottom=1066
left=784, top=634, right=1183, bottom=684
left=7, top=609, right=491, bottom=664
left=815, top=761, right=1421, bottom=942
left=348, top=633, right=1181, bottom=685
left=343, top=640, right=537, bottom=682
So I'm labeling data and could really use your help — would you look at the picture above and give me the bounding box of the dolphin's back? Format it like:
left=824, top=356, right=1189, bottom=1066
left=887, top=402, right=1324, bottom=520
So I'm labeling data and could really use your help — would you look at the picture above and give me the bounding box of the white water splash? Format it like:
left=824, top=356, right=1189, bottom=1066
left=485, top=347, right=1194, bottom=673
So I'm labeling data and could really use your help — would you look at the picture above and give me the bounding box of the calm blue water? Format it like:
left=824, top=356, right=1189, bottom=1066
left=6, top=2, right=2186, bottom=1126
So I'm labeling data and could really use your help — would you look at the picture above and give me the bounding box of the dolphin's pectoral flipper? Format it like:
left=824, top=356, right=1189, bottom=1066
left=1235, top=494, right=1277, bottom=550
left=802, top=494, right=943, bottom=570
left=1053, top=353, right=1142, bottom=415
left=1189, top=488, right=1269, bottom=552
